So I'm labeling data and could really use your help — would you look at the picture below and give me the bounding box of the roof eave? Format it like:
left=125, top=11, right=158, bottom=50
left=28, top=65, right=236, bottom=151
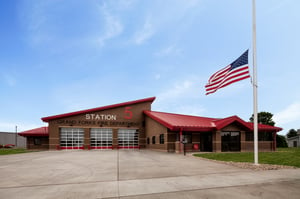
left=172, top=126, right=215, bottom=132
left=18, top=133, right=49, bottom=137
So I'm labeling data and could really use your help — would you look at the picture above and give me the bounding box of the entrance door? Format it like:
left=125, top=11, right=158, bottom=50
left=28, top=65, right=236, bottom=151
left=200, top=132, right=212, bottom=152
left=60, top=128, right=84, bottom=149
left=118, top=129, right=139, bottom=149
left=293, top=141, right=297, bottom=147
left=221, top=131, right=240, bottom=152
left=90, top=128, right=113, bottom=149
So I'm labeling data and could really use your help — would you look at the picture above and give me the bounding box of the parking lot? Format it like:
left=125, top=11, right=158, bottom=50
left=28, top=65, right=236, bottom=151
left=0, top=150, right=299, bottom=199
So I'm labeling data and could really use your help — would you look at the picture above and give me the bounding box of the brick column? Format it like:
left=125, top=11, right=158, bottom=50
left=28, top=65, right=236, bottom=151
left=113, top=129, right=118, bottom=149
left=84, top=128, right=90, bottom=150
left=213, top=130, right=222, bottom=152
left=240, top=131, right=246, bottom=152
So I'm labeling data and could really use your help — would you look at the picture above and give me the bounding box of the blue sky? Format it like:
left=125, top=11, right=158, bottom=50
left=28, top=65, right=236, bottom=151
left=0, top=0, right=299, bottom=135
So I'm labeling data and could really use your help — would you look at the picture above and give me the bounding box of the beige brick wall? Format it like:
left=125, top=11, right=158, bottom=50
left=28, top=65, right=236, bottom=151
left=47, top=101, right=152, bottom=150
left=145, top=116, right=168, bottom=151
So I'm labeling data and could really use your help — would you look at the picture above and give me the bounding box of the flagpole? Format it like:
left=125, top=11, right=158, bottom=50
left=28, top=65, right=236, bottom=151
left=252, top=0, right=259, bottom=165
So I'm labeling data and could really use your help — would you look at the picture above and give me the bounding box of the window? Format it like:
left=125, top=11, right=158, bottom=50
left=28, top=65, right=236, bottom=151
left=246, top=132, right=273, bottom=141
left=34, top=138, right=41, bottom=145
left=246, top=132, right=254, bottom=141
left=159, top=134, right=164, bottom=144
left=152, top=136, right=156, bottom=144
left=147, top=137, right=150, bottom=144
left=183, top=134, right=192, bottom=143
left=259, top=132, right=273, bottom=141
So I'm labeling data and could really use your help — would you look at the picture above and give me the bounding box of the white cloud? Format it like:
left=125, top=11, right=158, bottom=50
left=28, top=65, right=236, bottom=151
left=20, top=1, right=51, bottom=45
left=113, top=0, right=137, bottom=9
left=154, top=44, right=182, bottom=57
left=131, top=0, right=202, bottom=46
left=20, top=1, right=123, bottom=48
left=97, top=3, right=123, bottom=46
left=274, top=101, right=300, bottom=126
left=158, top=80, right=193, bottom=101
left=133, top=17, right=155, bottom=45
left=153, top=78, right=206, bottom=116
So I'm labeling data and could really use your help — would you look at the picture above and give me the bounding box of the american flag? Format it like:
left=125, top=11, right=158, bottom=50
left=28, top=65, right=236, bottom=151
left=205, top=50, right=251, bottom=95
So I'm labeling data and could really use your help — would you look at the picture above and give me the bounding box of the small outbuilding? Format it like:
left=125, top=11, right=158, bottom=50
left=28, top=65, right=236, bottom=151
left=18, top=127, right=49, bottom=150
left=287, top=130, right=300, bottom=147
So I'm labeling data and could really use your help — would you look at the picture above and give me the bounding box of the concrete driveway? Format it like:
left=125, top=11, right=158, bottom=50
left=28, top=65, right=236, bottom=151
left=0, top=150, right=299, bottom=199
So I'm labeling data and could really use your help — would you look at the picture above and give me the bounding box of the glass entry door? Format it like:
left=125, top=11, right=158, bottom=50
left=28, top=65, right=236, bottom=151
left=118, top=129, right=139, bottom=149
left=221, top=131, right=240, bottom=152
left=200, top=132, right=212, bottom=152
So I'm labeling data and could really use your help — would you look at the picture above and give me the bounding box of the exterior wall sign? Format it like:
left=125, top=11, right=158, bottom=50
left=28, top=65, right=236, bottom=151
left=54, top=107, right=138, bottom=127
left=55, top=119, right=140, bottom=127
left=86, top=114, right=117, bottom=120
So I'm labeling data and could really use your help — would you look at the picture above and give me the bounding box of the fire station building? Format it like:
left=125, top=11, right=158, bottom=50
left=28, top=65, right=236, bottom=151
left=19, top=97, right=282, bottom=153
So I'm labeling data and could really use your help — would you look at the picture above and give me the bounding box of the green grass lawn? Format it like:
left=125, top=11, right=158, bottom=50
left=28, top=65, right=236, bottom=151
left=0, top=148, right=37, bottom=155
left=194, top=148, right=300, bottom=168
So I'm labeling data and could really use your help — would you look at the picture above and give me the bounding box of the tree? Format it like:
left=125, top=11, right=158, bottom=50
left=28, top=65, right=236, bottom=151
left=249, top=111, right=287, bottom=148
left=249, top=111, right=275, bottom=126
left=276, top=135, right=288, bottom=148
left=286, top=129, right=298, bottom=138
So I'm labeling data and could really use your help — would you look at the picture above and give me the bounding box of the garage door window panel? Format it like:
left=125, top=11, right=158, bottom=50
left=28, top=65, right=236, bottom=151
left=90, top=128, right=113, bottom=149
left=118, top=129, right=139, bottom=149
left=60, top=128, right=84, bottom=149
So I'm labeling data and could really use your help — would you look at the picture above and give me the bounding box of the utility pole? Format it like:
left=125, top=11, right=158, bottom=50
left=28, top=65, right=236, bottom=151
left=15, top=126, right=18, bottom=147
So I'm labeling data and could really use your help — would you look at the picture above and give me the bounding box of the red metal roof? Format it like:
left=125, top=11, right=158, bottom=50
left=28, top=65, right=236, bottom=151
left=18, top=127, right=49, bottom=137
left=251, top=123, right=282, bottom=132
left=42, top=97, right=156, bottom=122
left=144, top=111, right=217, bottom=131
left=144, top=111, right=282, bottom=132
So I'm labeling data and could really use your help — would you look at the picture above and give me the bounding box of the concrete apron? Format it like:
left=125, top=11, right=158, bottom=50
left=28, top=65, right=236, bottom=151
left=0, top=150, right=299, bottom=199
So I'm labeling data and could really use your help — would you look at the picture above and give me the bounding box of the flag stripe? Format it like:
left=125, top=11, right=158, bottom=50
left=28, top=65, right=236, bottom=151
left=206, top=70, right=250, bottom=92
left=206, top=68, right=250, bottom=94
left=205, top=65, right=249, bottom=90
left=208, top=65, right=230, bottom=83
left=206, top=75, right=250, bottom=95
left=205, top=50, right=250, bottom=95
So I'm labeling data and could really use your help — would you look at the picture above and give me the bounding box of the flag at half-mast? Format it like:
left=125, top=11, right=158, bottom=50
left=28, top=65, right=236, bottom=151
left=205, top=50, right=251, bottom=95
